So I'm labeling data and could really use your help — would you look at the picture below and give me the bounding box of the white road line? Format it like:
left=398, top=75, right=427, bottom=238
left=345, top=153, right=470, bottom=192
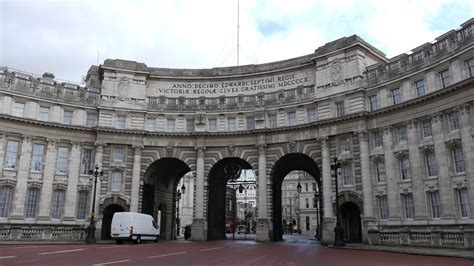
left=0, top=256, right=16, bottom=259
left=229, top=244, right=243, bottom=248
left=200, top=246, right=224, bottom=252
left=92, top=259, right=130, bottom=265
left=147, top=251, right=186, bottom=259
left=98, top=246, right=129, bottom=249
left=38, top=248, right=85, bottom=255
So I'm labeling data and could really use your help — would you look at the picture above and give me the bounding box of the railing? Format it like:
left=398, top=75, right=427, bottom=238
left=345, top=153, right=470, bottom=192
left=0, top=225, right=86, bottom=241
left=369, top=229, right=474, bottom=248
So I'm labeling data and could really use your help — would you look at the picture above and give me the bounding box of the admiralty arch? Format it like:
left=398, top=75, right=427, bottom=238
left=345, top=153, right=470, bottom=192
left=0, top=19, right=473, bottom=248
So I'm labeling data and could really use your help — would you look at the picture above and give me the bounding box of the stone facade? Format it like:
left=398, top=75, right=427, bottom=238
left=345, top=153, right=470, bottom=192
left=0, top=19, right=473, bottom=247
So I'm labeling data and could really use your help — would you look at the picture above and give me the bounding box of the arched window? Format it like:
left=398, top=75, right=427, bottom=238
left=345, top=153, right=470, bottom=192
left=0, top=186, right=13, bottom=218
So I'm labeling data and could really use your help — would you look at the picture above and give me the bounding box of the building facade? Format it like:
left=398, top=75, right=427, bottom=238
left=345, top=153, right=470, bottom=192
left=0, top=19, right=473, bottom=247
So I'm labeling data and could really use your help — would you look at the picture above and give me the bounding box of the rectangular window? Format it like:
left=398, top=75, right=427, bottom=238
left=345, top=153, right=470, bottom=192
left=38, top=106, right=49, bottom=121
left=342, top=164, right=353, bottom=186
left=312, top=183, right=316, bottom=192
left=429, top=191, right=442, bottom=218
left=425, top=152, right=437, bottom=177
left=415, top=80, right=426, bottom=97
left=81, top=149, right=93, bottom=175
left=369, top=95, right=379, bottom=111
left=12, top=102, right=25, bottom=117
left=340, top=139, right=350, bottom=152
left=111, top=171, right=123, bottom=192
left=63, top=110, right=73, bottom=125
left=402, top=193, right=414, bottom=219
left=186, top=118, right=195, bottom=132
left=246, top=116, right=255, bottom=130
left=305, top=183, right=309, bottom=192
left=452, top=146, right=465, bottom=173
left=167, top=118, right=176, bottom=132
left=467, top=58, right=474, bottom=77
left=24, top=188, right=40, bottom=218
left=397, top=126, right=407, bottom=144
left=375, top=160, right=386, bottom=183
left=86, top=113, right=97, bottom=127
left=208, top=118, right=217, bottom=132
left=227, top=117, right=236, bottom=131
left=306, top=216, right=310, bottom=230
left=336, top=101, right=345, bottom=117
left=373, top=131, right=383, bottom=148
left=305, top=198, right=309, bottom=209
left=0, top=186, right=13, bottom=218
left=31, top=144, right=45, bottom=171
left=76, top=191, right=89, bottom=219
left=400, top=156, right=411, bottom=180
left=440, top=69, right=451, bottom=88
left=287, top=111, right=297, bottom=126
left=116, top=115, right=126, bottom=129
left=51, top=190, right=65, bottom=219
left=56, top=147, right=70, bottom=173
left=146, top=118, right=156, bottom=131
left=307, top=108, right=317, bottom=122
left=448, top=111, right=460, bottom=131
left=4, top=140, right=19, bottom=169
left=378, top=195, right=389, bottom=220
left=422, top=119, right=432, bottom=137
left=457, top=188, right=470, bottom=218
left=268, top=114, right=277, bottom=128
left=391, top=88, right=401, bottom=105
left=114, top=147, right=125, bottom=162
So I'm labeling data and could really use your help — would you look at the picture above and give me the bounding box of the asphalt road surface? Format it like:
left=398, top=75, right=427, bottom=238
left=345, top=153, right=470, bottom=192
left=0, top=239, right=472, bottom=266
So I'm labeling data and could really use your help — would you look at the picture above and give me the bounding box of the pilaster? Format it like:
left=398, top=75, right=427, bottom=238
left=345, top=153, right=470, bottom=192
left=321, top=137, right=333, bottom=218
left=192, top=145, right=206, bottom=241
left=63, top=142, right=81, bottom=220
left=382, top=127, right=401, bottom=220
left=256, top=140, right=270, bottom=242
left=10, top=135, right=32, bottom=219
left=37, top=138, right=58, bottom=220
left=458, top=104, right=474, bottom=217
left=130, top=144, right=143, bottom=212
left=358, top=130, right=374, bottom=219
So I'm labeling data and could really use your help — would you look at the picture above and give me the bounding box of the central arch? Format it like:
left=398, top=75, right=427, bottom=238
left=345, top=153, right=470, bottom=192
left=270, top=153, right=321, bottom=241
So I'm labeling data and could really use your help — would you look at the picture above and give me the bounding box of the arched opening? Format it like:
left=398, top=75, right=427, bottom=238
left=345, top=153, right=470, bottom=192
left=271, top=153, right=321, bottom=241
left=101, top=204, right=125, bottom=240
left=340, top=202, right=362, bottom=243
left=207, top=157, right=254, bottom=240
left=142, top=158, right=191, bottom=240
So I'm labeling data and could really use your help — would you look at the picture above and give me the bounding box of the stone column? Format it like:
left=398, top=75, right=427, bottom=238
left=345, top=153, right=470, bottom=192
left=130, top=144, right=143, bottom=212
left=37, top=139, right=58, bottom=220
left=321, top=137, right=335, bottom=245
left=359, top=131, right=375, bottom=243
left=382, top=127, right=401, bottom=220
left=63, top=142, right=81, bottom=220
left=10, top=135, right=32, bottom=220
left=256, top=143, right=269, bottom=241
left=192, top=145, right=206, bottom=241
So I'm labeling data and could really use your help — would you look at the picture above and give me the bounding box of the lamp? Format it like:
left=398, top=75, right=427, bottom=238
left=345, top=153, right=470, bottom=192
left=331, top=157, right=345, bottom=247
left=85, top=164, right=103, bottom=244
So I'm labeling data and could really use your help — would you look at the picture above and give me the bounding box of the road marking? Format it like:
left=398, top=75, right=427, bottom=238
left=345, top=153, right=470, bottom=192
left=92, top=259, right=130, bottom=265
left=229, top=244, right=243, bottom=248
left=38, top=248, right=85, bottom=255
left=0, top=256, right=16, bottom=259
left=98, top=246, right=129, bottom=249
left=147, top=251, right=186, bottom=259
left=200, top=246, right=224, bottom=252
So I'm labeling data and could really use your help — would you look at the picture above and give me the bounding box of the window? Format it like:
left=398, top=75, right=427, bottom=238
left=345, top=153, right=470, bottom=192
left=76, top=191, right=89, bottom=219
left=116, top=115, right=126, bottom=129
left=439, top=69, right=451, bottom=88
left=56, top=147, right=70, bottom=173
left=415, top=80, right=426, bottom=97
left=421, top=119, right=432, bottom=137
left=312, top=183, right=316, bottom=192
left=24, top=187, right=40, bottom=218
left=31, top=144, right=45, bottom=171
left=51, top=190, right=65, bottom=219
left=336, top=101, right=345, bottom=117
left=313, top=197, right=317, bottom=208
left=400, top=156, right=411, bottom=180
left=63, top=110, right=73, bottom=125
left=340, top=139, right=350, bottom=152
left=0, top=186, right=13, bottom=218
left=306, top=216, right=310, bottom=230
left=12, top=102, right=25, bottom=117
left=268, top=114, right=277, bottom=128
left=146, top=118, right=156, bottom=131
left=452, top=146, right=465, bottom=173
left=4, top=140, right=19, bottom=169
left=305, top=183, right=309, bottom=192
left=227, top=117, right=236, bottom=131
left=448, top=111, right=460, bottom=131
left=111, top=171, right=123, bottom=192
left=246, top=116, right=255, bottom=130
left=391, top=88, right=401, bottom=105
left=425, top=151, right=437, bottom=177
left=397, top=126, right=407, bottom=144
left=186, top=118, right=195, bottom=132
left=81, top=149, right=93, bottom=175
left=467, top=58, right=474, bottom=77
left=305, top=198, right=309, bottom=208
left=208, top=118, right=217, bottom=132
left=114, top=147, right=125, bottom=162
left=428, top=191, right=442, bottom=218
left=307, top=108, right=317, bottom=122
left=369, top=95, right=379, bottom=111
left=342, top=163, right=353, bottom=186
left=378, top=195, right=389, bottom=220
left=375, top=160, right=386, bottom=183
left=38, top=106, right=49, bottom=121
left=287, top=111, right=297, bottom=126
left=457, top=188, right=470, bottom=218
left=167, top=118, right=176, bottom=132
left=86, top=113, right=97, bottom=127
left=402, top=193, right=414, bottom=219
left=373, top=131, right=383, bottom=148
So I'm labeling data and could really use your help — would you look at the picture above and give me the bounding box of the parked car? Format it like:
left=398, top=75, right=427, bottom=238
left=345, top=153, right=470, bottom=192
left=111, top=212, right=160, bottom=244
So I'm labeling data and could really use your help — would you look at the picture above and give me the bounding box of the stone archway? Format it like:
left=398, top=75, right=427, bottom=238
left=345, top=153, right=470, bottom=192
left=338, top=191, right=363, bottom=243
left=100, top=199, right=127, bottom=240
left=270, top=153, right=321, bottom=241
left=142, top=158, right=191, bottom=240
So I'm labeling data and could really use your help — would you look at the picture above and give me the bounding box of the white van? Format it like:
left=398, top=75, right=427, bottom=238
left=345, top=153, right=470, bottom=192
left=110, top=212, right=160, bottom=244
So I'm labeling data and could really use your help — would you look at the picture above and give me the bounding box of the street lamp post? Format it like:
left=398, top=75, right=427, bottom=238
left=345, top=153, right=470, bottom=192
left=85, top=164, right=103, bottom=244
left=314, top=191, right=320, bottom=240
left=176, top=183, right=186, bottom=238
left=331, top=157, right=345, bottom=247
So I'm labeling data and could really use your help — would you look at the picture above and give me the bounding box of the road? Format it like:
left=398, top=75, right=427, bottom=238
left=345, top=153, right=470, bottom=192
left=0, top=237, right=472, bottom=266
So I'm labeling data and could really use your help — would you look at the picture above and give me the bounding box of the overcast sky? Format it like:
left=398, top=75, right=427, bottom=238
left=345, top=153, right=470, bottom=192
left=1, top=0, right=473, bottom=83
